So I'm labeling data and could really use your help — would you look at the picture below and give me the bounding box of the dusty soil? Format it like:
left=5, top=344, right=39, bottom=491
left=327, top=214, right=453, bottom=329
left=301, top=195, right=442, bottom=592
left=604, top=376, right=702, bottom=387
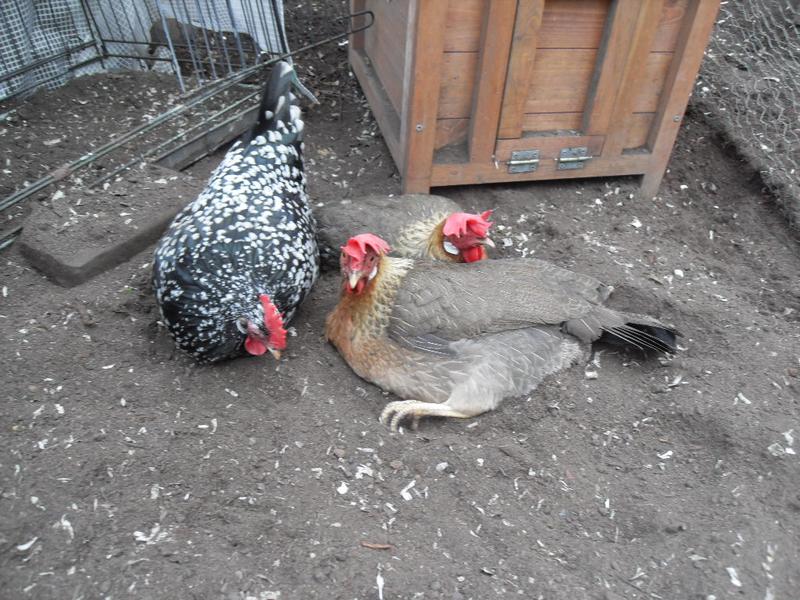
left=2, top=4, right=800, bottom=600
left=20, top=164, right=203, bottom=255
left=0, top=70, right=255, bottom=245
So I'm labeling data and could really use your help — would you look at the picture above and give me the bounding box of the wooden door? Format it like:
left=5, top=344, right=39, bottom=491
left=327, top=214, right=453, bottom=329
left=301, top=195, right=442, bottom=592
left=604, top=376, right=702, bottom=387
left=490, top=0, right=670, bottom=179
left=364, top=0, right=720, bottom=193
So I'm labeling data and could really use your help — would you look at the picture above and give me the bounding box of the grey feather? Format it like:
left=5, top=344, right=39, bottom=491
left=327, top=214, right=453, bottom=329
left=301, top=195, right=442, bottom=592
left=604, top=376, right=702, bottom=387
left=314, top=194, right=460, bottom=270
left=388, top=258, right=618, bottom=345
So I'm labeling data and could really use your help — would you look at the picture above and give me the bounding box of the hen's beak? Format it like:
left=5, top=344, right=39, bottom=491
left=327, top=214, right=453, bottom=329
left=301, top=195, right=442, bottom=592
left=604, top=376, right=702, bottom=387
left=348, top=271, right=363, bottom=290
left=268, top=347, right=282, bottom=360
left=481, top=236, right=496, bottom=248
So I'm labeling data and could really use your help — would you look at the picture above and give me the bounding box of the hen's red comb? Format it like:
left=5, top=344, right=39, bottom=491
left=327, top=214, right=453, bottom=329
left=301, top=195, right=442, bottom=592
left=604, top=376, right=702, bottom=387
left=341, top=233, right=391, bottom=262
left=442, top=210, right=493, bottom=238
left=259, top=294, right=287, bottom=350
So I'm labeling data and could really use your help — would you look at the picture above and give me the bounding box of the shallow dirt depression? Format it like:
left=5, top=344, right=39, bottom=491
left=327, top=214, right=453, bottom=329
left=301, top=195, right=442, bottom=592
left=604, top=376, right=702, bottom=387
left=2, top=12, right=800, bottom=600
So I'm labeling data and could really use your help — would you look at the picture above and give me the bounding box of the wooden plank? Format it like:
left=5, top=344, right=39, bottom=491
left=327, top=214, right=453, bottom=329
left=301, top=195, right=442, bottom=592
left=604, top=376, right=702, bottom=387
left=584, top=0, right=660, bottom=135
left=437, top=52, right=479, bottom=119
left=653, top=0, right=690, bottom=52
left=630, top=52, right=674, bottom=112
left=430, top=152, right=652, bottom=187
left=497, top=0, right=545, bottom=139
left=642, top=0, right=721, bottom=197
left=443, top=0, right=611, bottom=53
left=601, top=0, right=666, bottom=156
left=624, top=113, right=655, bottom=149
left=349, top=0, right=367, bottom=51
left=362, top=0, right=410, bottom=115
left=440, top=45, right=660, bottom=121
left=520, top=112, right=583, bottom=132
left=494, top=134, right=605, bottom=162
left=435, top=119, right=469, bottom=150
left=349, top=48, right=403, bottom=171
left=443, top=0, right=485, bottom=52
left=435, top=49, right=668, bottom=126
left=524, top=49, right=598, bottom=114
left=467, top=0, right=517, bottom=162
left=539, top=0, right=610, bottom=49
left=401, top=0, right=450, bottom=193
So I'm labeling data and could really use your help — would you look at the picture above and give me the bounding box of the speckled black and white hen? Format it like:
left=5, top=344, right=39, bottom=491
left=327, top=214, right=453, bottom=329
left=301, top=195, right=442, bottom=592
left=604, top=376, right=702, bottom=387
left=153, top=61, right=319, bottom=363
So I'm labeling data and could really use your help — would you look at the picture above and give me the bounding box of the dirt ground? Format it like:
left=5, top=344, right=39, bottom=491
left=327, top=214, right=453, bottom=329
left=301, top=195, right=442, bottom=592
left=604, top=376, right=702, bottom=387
left=2, top=5, right=800, bottom=600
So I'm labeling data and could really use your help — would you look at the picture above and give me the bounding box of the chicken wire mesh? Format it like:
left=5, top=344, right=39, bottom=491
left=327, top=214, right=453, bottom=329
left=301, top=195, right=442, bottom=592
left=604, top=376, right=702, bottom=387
left=696, top=1, right=799, bottom=223
left=0, top=0, right=287, bottom=103
left=0, top=0, right=101, bottom=101
left=86, top=0, right=287, bottom=89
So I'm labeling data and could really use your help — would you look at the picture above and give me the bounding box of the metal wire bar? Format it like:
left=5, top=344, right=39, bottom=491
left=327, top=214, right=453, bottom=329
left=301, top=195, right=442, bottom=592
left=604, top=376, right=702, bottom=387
left=116, top=2, right=146, bottom=69
left=130, top=1, right=156, bottom=69
left=104, top=0, right=129, bottom=56
left=240, top=0, right=258, bottom=63
left=175, top=0, right=204, bottom=83
left=205, top=0, right=232, bottom=75
left=271, top=0, right=290, bottom=57
left=224, top=0, right=247, bottom=69
left=90, top=89, right=260, bottom=187
left=102, top=53, right=211, bottom=66
left=0, top=40, right=96, bottom=84
left=159, top=10, right=185, bottom=92
left=153, top=103, right=256, bottom=166
left=1, top=55, right=103, bottom=103
left=91, top=1, right=117, bottom=55
left=1, top=4, right=32, bottom=71
left=253, top=1, right=268, bottom=52
left=78, top=0, right=108, bottom=68
left=192, top=0, right=218, bottom=80
left=205, top=0, right=233, bottom=75
left=0, top=227, right=21, bottom=252
left=99, top=37, right=198, bottom=50
left=102, top=35, right=253, bottom=68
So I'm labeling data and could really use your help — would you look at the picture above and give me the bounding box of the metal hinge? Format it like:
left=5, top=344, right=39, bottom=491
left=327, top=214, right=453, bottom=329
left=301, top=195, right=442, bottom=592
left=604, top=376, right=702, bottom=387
left=507, top=149, right=540, bottom=173
left=555, top=146, right=592, bottom=170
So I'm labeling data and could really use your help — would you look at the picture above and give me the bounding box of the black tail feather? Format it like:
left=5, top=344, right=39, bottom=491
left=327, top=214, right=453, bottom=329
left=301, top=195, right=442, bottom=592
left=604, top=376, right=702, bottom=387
left=241, top=60, right=296, bottom=144
left=600, top=322, right=678, bottom=354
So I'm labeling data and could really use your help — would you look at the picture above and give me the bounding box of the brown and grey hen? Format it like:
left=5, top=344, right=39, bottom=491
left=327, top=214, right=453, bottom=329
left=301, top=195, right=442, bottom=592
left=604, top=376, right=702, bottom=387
left=325, top=234, right=677, bottom=431
left=314, top=194, right=493, bottom=269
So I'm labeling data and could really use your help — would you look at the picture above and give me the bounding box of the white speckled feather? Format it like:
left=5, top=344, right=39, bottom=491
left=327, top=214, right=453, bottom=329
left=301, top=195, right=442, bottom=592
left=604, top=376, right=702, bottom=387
left=153, top=62, right=319, bottom=362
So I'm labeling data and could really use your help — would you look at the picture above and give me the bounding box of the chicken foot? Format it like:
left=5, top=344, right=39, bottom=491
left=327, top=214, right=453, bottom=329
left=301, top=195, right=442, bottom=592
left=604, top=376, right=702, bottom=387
left=380, top=399, right=479, bottom=432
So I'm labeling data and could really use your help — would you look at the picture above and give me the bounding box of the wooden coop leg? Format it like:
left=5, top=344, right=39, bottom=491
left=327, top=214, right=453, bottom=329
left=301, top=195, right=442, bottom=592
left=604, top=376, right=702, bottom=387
left=400, top=1, right=449, bottom=194
left=641, top=0, right=721, bottom=198
left=467, top=0, right=517, bottom=164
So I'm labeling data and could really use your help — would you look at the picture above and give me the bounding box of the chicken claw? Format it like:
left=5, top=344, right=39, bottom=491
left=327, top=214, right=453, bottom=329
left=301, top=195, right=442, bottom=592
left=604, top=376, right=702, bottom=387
left=380, top=400, right=473, bottom=432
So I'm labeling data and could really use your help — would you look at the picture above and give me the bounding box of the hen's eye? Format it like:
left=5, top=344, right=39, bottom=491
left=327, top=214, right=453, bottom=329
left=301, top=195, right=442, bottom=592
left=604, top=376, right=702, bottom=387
left=443, top=240, right=459, bottom=255
left=236, top=317, right=249, bottom=333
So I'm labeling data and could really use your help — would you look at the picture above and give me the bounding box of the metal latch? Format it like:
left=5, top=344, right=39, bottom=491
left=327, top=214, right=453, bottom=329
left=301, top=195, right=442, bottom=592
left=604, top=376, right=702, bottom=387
left=507, top=149, right=540, bottom=173
left=556, top=146, right=591, bottom=170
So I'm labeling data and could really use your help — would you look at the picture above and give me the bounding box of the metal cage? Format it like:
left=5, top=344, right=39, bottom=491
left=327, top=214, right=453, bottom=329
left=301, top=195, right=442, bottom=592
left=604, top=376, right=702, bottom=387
left=0, top=0, right=287, bottom=102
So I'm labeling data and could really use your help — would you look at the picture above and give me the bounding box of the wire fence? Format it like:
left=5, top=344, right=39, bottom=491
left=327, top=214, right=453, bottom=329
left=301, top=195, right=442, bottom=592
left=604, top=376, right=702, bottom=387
left=0, top=0, right=287, bottom=103
left=0, top=1, right=100, bottom=101
left=696, top=1, right=799, bottom=225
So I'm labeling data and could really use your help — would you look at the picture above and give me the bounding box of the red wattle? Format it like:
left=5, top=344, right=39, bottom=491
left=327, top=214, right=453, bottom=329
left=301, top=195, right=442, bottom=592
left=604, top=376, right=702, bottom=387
left=462, top=246, right=485, bottom=263
left=244, top=336, right=267, bottom=356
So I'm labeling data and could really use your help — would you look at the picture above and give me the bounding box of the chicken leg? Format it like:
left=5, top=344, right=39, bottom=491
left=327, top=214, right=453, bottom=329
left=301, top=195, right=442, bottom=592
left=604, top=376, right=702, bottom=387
left=380, top=399, right=481, bottom=431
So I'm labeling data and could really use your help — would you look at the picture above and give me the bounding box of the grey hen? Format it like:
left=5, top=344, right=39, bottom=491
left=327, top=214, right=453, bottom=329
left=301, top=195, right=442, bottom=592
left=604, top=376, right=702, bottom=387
left=325, top=234, right=678, bottom=430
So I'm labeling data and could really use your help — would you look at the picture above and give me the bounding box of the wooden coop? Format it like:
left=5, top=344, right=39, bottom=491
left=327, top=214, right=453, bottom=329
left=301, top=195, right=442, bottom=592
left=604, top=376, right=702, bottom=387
left=349, top=0, right=720, bottom=195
